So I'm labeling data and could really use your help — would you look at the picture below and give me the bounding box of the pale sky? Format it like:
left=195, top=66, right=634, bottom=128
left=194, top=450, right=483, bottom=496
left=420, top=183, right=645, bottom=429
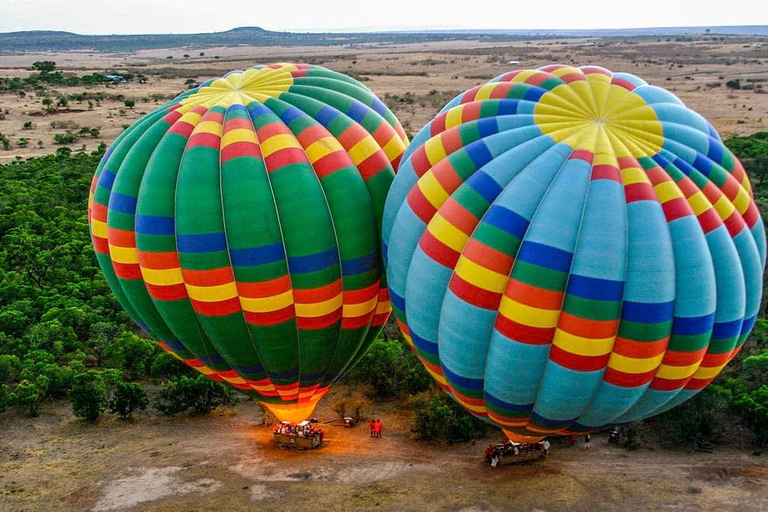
left=1, top=0, right=766, bottom=34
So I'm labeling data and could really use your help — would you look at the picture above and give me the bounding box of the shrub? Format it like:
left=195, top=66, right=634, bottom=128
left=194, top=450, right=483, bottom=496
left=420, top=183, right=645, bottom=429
left=411, top=390, right=491, bottom=443
left=155, top=375, right=236, bottom=415
left=7, top=377, right=47, bottom=417
left=345, top=336, right=432, bottom=399
left=109, top=381, right=148, bottom=420
left=150, top=351, right=195, bottom=378
left=104, top=332, right=156, bottom=380
left=69, top=370, right=108, bottom=423
left=657, top=386, right=730, bottom=444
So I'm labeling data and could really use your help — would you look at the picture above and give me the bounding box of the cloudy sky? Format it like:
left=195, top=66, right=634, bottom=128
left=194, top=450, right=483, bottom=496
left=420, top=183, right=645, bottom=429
left=1, top=0, right=766, bottom=34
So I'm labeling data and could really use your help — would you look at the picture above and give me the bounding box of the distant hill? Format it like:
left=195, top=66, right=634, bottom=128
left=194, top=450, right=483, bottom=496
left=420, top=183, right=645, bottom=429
left=0, top=25, right=766, bottom=53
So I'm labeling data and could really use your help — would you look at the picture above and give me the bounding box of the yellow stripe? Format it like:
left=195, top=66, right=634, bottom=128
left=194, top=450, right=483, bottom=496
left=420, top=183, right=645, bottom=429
left=418, top=171, right=449, bottom=209
left=193, top=121, right=222, bottom=137
left=141, top=267, right=184, bottom=286
left=375, top=300, right=391, bottom=315
left=179, top=111, right=202, bottom=126
left=305, top=137, right=343, bottom=163
left=549, top=66, right=581, bottom=78
left=687, top=191, right=711, bottom=216
left=348, top=136, right=380, bottom=165
left=511, top=69, right=538, bottom=83
left=445, top=105, right=464, bottom=129
left=221, top=128, right=257, bottom=149
left=381, top=136, right=405, bottom=162
left=620, top=166, right=649, bottom=186
left=109, top=245, right=139, bottom=264
left=221, top=375, right=247, bottom=385
left=455, top=398, right=486, bottom=414
left=454, top=257, right=508, bottom=293
left=424, top=136, right=447, bottom=165
left=91, top=218, right=107, bottom=238
left=655, top=362, right=701, bottom=380
left=498, top=297, right=560, bottom=328
left=186, top=282, right=238, bottom=302
left=261, top=134, right=301, bottom=158
left=692, top=363, right=727, bottom=380
left=251, top=383, right=278, bottom=393
left=474, top=83, right=499, bottom=101
left=343, top=296, right=379, bottom=317
left=487, top=411, right=528, bottom=428
left=712, top=195, right=735, bottom=220
left=607, top=352, right=665, bottom=374
left=195, top=365, right=216, bottom=376
left=240, top=290, right=294, bottom=313
left=552, top=329, right=614, bottom=356
left=295, top=293, right=343, bottom=318
left=427, top=213, right=468, bottom=253
left=732, top=187, right=751, bottom=214
left=654, top=181, right=683, bottom=203
left=740, top=175, right=752, bottom=196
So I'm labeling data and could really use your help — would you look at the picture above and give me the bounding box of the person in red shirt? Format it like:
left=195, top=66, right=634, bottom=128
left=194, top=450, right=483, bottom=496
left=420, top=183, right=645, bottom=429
left=370, top=419, right=375, bottom=437
left=375, top=419, right=382, bottom=438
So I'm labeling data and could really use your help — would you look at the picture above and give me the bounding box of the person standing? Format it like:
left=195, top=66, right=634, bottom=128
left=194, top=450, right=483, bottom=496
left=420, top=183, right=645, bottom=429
left=370, top=419, right=375, bottom=438
left=375, top=419, right=382, bottom=438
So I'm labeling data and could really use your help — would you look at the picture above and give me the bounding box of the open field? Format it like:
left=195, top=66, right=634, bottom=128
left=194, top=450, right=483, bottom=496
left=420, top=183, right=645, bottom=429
left=2, top=387, right=768, bottom=511
left=1, top=36, right=768, bottom=163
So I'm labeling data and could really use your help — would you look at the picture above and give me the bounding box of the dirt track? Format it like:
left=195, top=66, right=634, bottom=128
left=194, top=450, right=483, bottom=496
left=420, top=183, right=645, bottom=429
left=2, top=394, right=767, bottom=511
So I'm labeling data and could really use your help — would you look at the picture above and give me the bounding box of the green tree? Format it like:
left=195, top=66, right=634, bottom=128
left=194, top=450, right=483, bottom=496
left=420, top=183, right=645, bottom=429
left=124, top=99, right=135, bottom=109
left=41, top=97, right=55, bottom=113
left=109, top=381, right=148, bottom=420
left=32, top=61, right=56, bottom=73
left=155, top=375, right=236, bottom=415
left=69, top=370, right=108, bottom=423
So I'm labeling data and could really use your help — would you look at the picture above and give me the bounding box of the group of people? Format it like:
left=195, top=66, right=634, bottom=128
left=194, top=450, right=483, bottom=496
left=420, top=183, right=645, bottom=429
left=273, top=421, right=324, bottom=442
left=369, top=419, right=383, bottom=438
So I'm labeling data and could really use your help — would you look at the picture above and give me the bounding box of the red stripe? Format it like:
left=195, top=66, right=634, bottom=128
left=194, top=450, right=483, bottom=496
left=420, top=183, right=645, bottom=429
left=463, top=238, right=513, bottom=275
left=342, top=313, right=375, bottom=329
left=244, top=306, right=295, bottom=326
left=93, top=236, right=109, bottom=254
left=461, top=101, right=482, bottom=124
left=432, top=161, right=463, bottom=193
left=661, top=197, right=693, bottom=222
left=343, top=281, right=380, bottom=303
left=440, top=199, right=478, bottom=235
left=505, top=279, right=563, bottom=310
left=611, top=337, right=669, bottom=359
left=591, top=164, right=621, bottom=182
left=723, top=211, right=746, bottom=237
left=430, top=113, right=447, bottom=136
left=168, top=121, right=195, bottom=138
left=611, top=78, right=636, bottom=91
left=296, top=124, right=328, bottom=146
left=238, top=275, right=292, bottom=298
left=336, top=123, right=367, bottom=149
left=108, top=228, right=136, bottom=247
left=265, top=147, right=308, bottom=171
left=557, top=312, right=618, bottom=339
left=660, top=347, right=708, bottom=366
left=697, top=208, right=722, bottom=233
left=313, top=151, right=352, bottom=179
left=222, top=117, right=253, bottom=131
left=356, top=151, right=389, bottom=180
left=569, top=149, right=594, bottom=164
left=603, top=367, right=656, bottom=387
left=146, top=282, right=188, bottom=301
left=138, top=251, right=180, bottom=269
left=182, top=267, right=233, bottom=287
left=191, top=297, right=241, bottom=316
left=294, top=279, right=342, bottom=303
left=624, top=182, right=657, bottom=202
left=256, top=122, right=289, bottom=141
left=449, top=274, right=502, bottom=310
left=495, top=316, right=555, bottom=345
left=297, top=310, right=342, bottom=330
left=549, top=345, right=610, bottom=371
left=221, top=141, right=260, bottom=163
left=409, top=147, right=431, bottom=177
left=407, top=186, right=438, bottom=224
left=743, top=203, right=759, bottom=228
left=188, top=132, right=220, bottom=149
left=649, top=377, right=688, bottom=391
left=419, top=229, right=460, bottom=269
left=112, top=262, right=142, bottom=280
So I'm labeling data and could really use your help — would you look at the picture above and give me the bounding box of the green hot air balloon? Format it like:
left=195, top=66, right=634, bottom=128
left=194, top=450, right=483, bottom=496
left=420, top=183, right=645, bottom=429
left=88, top=63, right=408, bottom=422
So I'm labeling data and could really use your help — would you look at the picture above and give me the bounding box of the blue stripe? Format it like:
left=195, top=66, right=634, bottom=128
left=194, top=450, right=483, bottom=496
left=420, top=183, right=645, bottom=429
left=476, top=117, right=499, bottom=138
left=226, top=103, right=248, bottom=114
left=198, top=353, right=226, bottom=366
left=652, top=153, right=672, bottom=170
left=346, top=101, right=369, bottom=123
left=97, top=168, right=116, bottom=190
left=109, top=192, right=137, bottom=215
left=711, top=319, right=743, bottom=339
left=247, top=102, right=273, bottom=120
left=279, top=106, right=305, bottom=126
left=315, top=105, right=340, bottom=126
left=672, top=156, right=696, bottom=177
left=517, top=241, right=572, bottom=273
left=484, top=392, right=533, bottom=413
left=567, top=274, right=624, bottom=301
left=411, top=331, right=439, bottom=356
left=233, top=363, right=265, bottom=375
left=466, top=170, right=502, bottom=203
left=177, top=233, right=228, bottom=253
left=301, top=370, right=326, bottom=382
left=441, top=362, right=484, bottom=391
left=530, top=411, right=574, bottom=428
left=671, top=313, right=716, bottom=335
left=390, top=290, right=406, bottom=313
left=707, top=138, right=724, bottom=163
left=370, top=98, right=389, bottom=118
left=693, top=152, right=713, bottom=176
left=497, top=99, right=520, bottom=116
left=230, top=242, right=285, bottom=267
left=523, top=86, right=547, bottom=102
left=287, top=247, right=338, bottom=274
left=620, top=300, right=675, bottom=323
left=341, top=251, right=378, bottom=275
left=135, top=215, right=174, bottom=235
left=269, top=367, right=300, bottom=380
left=483, top=205, right=529, bottom=239
left=740, top=314, right=757, bottom=334
left=464, top=140, right=494, bottom=169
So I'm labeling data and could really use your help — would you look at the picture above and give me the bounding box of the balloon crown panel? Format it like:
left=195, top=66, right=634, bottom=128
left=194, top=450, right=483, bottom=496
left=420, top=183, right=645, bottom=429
left=88, top=63, right=408, bottom=423
left=382, top=65, right=765, bottom=439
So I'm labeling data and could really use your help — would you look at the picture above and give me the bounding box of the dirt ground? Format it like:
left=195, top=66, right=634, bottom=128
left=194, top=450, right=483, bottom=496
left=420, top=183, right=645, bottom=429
left=1, top=37, right=768, bottom=163
left=1, top=387, right=767, bottom=512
